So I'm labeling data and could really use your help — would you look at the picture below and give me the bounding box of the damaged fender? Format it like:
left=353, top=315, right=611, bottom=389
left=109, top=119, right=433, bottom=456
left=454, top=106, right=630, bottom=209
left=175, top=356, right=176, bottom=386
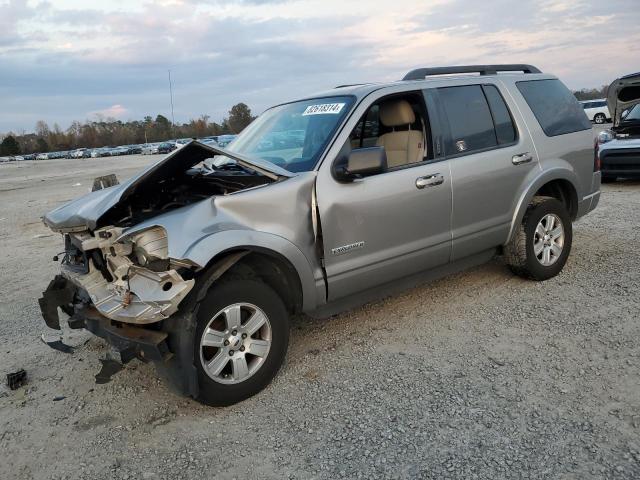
left=119, top=171, right=323, bottom=311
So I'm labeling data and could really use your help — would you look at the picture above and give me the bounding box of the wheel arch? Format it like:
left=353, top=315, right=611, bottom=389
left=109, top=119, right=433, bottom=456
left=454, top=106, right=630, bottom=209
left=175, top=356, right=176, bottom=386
left=506, top=169, right=580, bottom=244
left=208, top=247, right=304, bottom=315
left=185, top=230, right=318, bottom=312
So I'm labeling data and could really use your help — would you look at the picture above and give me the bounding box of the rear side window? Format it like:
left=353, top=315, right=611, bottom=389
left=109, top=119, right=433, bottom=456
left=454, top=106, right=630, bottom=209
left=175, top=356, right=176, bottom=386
left=438, top=85, right=497, bottom=154
left=483, top=85, right=517, bottom=145
left=516, top=79, right=591, bottom=136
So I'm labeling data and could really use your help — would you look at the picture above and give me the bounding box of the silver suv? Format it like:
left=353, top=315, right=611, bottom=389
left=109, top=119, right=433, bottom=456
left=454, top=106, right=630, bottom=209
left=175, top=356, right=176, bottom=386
left=39, top=64, right=601, bottom=405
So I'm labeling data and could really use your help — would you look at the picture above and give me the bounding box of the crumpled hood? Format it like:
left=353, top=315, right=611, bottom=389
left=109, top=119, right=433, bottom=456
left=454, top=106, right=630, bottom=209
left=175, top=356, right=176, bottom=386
left=607, top=72, right=640, bottom=127
left=42, top=141, right=293, bottom=232
left=43, top=183, right=128, bottom=232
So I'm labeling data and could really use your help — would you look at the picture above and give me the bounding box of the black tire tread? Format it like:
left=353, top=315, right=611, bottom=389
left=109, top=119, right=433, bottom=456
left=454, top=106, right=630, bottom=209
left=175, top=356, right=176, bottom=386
left=504, top=197, right=549, bottom=279
left=504, top=196, right=571, bottom=281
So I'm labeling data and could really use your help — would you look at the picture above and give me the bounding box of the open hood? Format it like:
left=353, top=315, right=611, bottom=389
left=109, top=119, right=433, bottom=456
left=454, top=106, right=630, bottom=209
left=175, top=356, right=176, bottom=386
left=43, top=141, right=293, bottom=232
left=607, top=72, right=640, bottom=127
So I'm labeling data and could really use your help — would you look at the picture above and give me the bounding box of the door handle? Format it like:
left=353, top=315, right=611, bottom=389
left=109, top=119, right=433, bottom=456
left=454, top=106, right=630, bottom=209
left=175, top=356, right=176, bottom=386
left=416, top=173, right=444, bottom=189
left=512, top=152, right=533, bottom=165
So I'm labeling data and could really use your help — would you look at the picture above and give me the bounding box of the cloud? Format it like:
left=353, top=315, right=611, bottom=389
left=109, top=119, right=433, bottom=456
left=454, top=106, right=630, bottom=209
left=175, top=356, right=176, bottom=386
left=90, top=104, right=129, bottom=119
left=0, top=0, right=638, bottom=133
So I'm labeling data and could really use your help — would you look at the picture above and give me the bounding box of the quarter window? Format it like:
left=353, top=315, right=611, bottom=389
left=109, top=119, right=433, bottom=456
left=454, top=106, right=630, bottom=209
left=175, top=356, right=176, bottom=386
left=483, top=85, right=517, bottom=145
left=516, top=79, right=591, bottom=137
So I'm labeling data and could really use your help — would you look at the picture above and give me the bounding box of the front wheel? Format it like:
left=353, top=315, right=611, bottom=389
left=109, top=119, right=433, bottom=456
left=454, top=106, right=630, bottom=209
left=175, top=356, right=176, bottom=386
left=504, top=197, right=573, bottom=281
left=193, top=279, right=289, bottom=406
left=594, top=113, right=606, bottom=124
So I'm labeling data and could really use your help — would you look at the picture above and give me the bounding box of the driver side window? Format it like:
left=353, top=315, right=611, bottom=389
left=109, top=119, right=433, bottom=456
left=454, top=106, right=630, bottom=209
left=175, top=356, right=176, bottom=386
left=347, top=92, right=431, bottom=171
left=350, top=105, right=380, bottom=149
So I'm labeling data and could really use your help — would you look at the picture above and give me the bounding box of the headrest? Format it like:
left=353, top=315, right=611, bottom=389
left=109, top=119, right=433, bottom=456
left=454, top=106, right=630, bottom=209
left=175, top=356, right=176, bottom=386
left=379, top=100, right=416, bottom=127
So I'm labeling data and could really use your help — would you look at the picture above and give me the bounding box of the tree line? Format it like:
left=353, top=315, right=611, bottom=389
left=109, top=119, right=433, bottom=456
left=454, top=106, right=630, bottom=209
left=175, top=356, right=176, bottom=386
left=573, top=85, right=608, bottom=101
left=0, top=102, right=255, bottom=155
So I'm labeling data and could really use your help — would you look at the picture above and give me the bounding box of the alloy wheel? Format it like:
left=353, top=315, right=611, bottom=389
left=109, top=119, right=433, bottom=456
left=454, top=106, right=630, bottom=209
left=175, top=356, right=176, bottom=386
left=533, top=214, right=564, bottom=266
left=199, top=303, right=272, bottom=384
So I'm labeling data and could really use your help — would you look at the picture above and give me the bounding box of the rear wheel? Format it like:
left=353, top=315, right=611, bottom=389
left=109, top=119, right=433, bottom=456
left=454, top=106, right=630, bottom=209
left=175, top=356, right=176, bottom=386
left=594, top=113, right=606, bottom=124
left=504, top=197, right=572, bottom=281
left=193, top=279, right=289, bottom=406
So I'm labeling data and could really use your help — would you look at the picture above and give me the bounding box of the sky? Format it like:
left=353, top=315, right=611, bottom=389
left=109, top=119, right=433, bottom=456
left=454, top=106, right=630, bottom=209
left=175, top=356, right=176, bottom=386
left=1, top=0, right=638, bottom=133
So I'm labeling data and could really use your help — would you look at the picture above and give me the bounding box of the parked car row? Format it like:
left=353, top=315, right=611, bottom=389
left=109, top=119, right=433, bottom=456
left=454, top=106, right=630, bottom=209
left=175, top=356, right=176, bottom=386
left=0, top=135, right=238, bottom=163
left=0, top=153, right=37, bottom=162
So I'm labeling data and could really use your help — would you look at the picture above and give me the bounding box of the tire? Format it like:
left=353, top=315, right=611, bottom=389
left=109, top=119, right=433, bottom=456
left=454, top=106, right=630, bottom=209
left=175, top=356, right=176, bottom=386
left=594, top=113, right=606, bottom=124
left=504, top=197, right=572, bottom=281
left=193, top=278, right=289, bottom=406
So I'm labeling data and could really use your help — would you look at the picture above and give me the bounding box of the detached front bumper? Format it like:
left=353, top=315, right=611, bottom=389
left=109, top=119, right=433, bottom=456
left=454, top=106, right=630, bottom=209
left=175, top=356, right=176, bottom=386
left=39, top=275, right=172, bottom=362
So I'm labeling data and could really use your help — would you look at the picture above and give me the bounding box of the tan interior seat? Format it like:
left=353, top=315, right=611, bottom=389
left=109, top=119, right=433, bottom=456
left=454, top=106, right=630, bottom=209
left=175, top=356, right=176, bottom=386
left=376, top=100, right=425, bottom=168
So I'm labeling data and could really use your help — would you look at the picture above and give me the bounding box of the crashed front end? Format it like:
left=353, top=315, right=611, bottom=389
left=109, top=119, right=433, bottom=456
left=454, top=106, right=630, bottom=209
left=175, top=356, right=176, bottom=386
left=37, top=140, right=289, bottom=365
left=39, top=225, right=196, bottom=361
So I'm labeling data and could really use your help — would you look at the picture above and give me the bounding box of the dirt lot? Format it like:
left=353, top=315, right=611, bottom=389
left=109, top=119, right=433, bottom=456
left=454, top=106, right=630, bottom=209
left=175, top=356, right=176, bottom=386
left=1, top=145, right=639, bottom=479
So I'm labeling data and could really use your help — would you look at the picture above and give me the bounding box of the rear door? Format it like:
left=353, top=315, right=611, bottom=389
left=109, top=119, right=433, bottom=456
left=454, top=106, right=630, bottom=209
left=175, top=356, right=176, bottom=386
left=434, top=83, right=539, bottom=260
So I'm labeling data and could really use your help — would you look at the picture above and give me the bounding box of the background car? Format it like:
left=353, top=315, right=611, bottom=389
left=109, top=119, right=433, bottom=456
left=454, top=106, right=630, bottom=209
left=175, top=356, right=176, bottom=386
left=580, top=99, right=610, bottom=124
left=216, top=134, right=237, bottom=147
left=70, top=148, right=90, bottom=158
left=157, top=142, right=176, bottom=154
left=597, top=73, right=640, bottom=182
left=200, top=136, right=219, bottom=145
left=126, top=145, right=142, bottom=155
left=142, top=143, right=160, bottom=155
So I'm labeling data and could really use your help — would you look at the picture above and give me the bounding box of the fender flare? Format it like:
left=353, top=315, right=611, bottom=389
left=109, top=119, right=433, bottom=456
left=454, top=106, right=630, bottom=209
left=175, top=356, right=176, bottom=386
left=506, top=167, right=580, bottom=244
left=184, top=229, right=319, bottom=312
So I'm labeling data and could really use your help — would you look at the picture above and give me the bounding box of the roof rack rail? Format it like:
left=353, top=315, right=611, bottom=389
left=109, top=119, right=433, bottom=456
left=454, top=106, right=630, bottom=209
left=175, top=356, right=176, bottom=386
left=334, top=83, right=369, bottom=88
left=402, top=64, right=541, bottom=81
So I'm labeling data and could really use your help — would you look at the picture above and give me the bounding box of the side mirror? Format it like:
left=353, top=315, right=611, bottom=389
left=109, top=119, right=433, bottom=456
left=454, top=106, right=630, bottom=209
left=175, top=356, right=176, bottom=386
left=336, top=146, right=387, bottom=181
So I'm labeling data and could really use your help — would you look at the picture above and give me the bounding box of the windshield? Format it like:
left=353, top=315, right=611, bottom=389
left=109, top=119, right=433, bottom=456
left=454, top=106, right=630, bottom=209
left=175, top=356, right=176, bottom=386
left=223, top=96, right=354, bottom=173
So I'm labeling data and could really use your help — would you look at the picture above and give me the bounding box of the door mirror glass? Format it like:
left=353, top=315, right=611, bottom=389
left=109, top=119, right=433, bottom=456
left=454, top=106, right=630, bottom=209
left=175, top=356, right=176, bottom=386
left=337, top=146, right=387, bottom=181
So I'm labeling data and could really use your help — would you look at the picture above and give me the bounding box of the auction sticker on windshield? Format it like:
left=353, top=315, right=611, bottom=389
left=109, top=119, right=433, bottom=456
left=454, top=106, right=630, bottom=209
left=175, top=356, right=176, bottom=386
left=302, top=103, right=346, bottom=116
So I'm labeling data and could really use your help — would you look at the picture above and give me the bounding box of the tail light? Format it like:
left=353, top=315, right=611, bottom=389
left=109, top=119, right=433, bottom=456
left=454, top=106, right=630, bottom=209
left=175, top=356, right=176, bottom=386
left=593, top=137, right=601, bottom=172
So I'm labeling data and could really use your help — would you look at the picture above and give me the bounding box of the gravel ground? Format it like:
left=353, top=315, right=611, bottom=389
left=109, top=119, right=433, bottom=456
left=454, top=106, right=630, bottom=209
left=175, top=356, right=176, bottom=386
left=0, top=139, right=639, bottom=479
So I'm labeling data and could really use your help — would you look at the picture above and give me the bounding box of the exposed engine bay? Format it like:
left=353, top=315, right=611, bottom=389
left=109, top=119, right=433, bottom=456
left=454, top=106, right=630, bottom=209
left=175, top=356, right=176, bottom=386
left=98, top=161, right=272, bottom=228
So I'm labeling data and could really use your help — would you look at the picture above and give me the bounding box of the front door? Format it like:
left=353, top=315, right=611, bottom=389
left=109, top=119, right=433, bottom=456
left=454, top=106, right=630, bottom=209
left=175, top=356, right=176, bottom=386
left=315, top=92, right=452, bottom=301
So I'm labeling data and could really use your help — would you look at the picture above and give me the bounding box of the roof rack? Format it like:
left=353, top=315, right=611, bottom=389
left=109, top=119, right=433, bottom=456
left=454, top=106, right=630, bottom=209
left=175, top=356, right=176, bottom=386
left=402, top=64, right=541, bottom=81
left=334, top=83, right=369, bottom=88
